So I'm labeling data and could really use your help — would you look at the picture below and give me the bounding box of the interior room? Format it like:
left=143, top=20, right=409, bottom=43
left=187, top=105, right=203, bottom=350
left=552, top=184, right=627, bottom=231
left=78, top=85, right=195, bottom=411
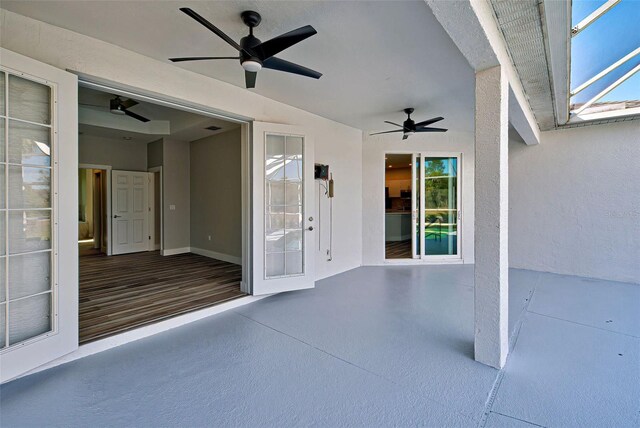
left=77, top=86, right=245, bottom=343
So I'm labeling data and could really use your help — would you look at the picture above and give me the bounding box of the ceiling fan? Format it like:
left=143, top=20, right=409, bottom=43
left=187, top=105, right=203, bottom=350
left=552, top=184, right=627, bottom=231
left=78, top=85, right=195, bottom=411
left=109, top=96, right=150, bottom=122
left=80, top=96, right=151, bottom=123
left=169, top=8, right=322, bottom=89
left=370, top=108, right=447, bottom=140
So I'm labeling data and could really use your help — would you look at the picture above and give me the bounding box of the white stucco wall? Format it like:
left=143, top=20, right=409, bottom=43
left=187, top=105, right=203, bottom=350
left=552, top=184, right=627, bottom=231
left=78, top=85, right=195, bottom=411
left=509, top=120, right=640, bottom=284
left=361, top=131, right=475, bottom=265
left=0, top=9, right=363, bottom=282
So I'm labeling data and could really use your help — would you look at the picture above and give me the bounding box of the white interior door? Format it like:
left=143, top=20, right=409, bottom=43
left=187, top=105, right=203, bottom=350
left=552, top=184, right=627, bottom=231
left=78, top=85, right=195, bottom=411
left=111, top=170, right=150, bottom=255
left=252, top=122, right=315, bottom=295
left=0, top=48, right=78, bottom=383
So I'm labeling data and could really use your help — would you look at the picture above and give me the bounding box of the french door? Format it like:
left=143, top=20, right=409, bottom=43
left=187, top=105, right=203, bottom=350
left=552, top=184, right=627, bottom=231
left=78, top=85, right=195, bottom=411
left=411, top=153, right=461, bottom=260
left=251, top=122, right=315, bottom=295
left=0, top=48, right=78, bottom=383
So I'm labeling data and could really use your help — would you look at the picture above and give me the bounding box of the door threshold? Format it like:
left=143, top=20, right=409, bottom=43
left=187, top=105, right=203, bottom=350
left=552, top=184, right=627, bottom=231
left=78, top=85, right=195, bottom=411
left=18, top=294, right=270, bottom=381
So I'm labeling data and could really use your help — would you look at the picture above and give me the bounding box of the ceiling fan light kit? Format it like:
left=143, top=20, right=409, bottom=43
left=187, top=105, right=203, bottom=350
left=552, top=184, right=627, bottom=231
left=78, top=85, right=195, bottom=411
left=370, top=108, right=447, bottom=140
left=169, top=8, right=322, bottom=89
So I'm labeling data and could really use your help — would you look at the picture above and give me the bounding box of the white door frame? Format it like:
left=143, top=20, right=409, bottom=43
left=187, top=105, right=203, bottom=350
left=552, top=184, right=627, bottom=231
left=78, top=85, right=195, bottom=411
left=148, top=166, right=162, bottom=252
left=79, top=163, right=112, bottom=255
left=383, top=150, right=463, bottom=264
left=76, top=76, right=252, bottom=293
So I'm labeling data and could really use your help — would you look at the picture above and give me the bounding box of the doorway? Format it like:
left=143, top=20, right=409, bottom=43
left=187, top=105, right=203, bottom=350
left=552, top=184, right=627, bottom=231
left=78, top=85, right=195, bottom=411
left=384, top=152, right=461, bottom=261
left=78, top=167, right=109, bottom=256
left=77, top=84, right=248, bottom=343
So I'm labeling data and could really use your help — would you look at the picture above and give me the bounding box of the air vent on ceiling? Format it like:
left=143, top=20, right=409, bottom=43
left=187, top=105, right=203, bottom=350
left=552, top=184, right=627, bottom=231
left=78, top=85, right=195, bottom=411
left=205, top=125, right=222, bottom=131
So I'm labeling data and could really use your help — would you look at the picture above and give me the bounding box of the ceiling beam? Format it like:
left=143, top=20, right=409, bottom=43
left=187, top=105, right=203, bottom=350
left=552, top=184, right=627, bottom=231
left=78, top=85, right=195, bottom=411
left=425, top=0, right=541, bottom=144
left=542, top=0, right=571, bottom=126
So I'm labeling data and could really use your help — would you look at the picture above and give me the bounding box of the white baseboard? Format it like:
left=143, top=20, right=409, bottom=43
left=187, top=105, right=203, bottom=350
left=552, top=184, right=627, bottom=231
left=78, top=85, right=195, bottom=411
left=190, top=247, right=242, bottom=265
left=162, top=247, right=190, bottom=256
left=20, top=294, right=269, bottom=380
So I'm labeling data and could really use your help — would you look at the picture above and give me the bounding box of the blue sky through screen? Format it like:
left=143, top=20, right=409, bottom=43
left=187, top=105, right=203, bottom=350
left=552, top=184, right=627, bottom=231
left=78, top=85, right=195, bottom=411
left=571, top=0, right=640, bottom=105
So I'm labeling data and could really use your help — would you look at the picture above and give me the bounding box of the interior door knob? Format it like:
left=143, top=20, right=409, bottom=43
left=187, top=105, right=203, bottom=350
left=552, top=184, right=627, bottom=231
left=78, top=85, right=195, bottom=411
left=113, top=215, right=122, bottom=218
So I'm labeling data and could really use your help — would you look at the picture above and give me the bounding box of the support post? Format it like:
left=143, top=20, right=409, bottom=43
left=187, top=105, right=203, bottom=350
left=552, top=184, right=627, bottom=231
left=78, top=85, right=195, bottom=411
left=474, top=66, right=509, bottom=369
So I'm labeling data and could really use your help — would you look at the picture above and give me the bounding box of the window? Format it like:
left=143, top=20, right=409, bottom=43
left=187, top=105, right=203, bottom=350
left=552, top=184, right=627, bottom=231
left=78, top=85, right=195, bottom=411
left=0, top=71, right=54, bottom=349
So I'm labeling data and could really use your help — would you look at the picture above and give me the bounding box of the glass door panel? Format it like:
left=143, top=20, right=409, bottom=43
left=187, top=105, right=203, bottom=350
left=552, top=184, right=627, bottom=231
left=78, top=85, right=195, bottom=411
left=264, top=134, right=304, bottom=278
left=423, top=157, right=458, bottom=256
left=1, top=70, right=54, bottom=350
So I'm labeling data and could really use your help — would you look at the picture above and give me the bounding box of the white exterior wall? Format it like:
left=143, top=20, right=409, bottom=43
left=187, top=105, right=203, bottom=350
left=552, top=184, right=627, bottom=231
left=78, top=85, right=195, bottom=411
left=0, top=9, right=363, bottom=281
left=510, top=120, right=640, bottom=284
left=361, top=131, right=475, bottom=265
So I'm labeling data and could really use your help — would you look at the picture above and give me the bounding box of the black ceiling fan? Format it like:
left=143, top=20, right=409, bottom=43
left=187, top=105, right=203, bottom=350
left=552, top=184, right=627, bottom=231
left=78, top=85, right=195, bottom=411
left=79, top=96, right=151, bottom=122
left=370, top=108, right=447, bottom=140
left=169, top=8, right=322, bottom=89
left=109, top=96, right=150, bottom=122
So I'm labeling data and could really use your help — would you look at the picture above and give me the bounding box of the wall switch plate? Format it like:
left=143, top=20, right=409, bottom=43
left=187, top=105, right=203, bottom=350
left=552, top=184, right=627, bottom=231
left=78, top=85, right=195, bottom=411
left=208, top=235, right=212, bottom=241
left=169, top=204, right=176, bottom=210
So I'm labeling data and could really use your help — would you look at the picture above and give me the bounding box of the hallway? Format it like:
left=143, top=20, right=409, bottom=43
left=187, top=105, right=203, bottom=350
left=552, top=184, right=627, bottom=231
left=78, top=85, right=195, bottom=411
left=2, top=266, right=638, bottom=427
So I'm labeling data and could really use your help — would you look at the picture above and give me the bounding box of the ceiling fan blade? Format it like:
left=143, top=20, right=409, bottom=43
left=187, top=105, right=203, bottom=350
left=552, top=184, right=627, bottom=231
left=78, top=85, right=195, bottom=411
left=120, top=98, right=139, bottom=109
left=414, top=116, right=444, bottom=127
left=169, top=56, right=239, bottom=62
left=180, top=8, right=244, bottom=52
left=369, top=130, right=404, bottom=136
left=262, top=57, right=322, bottom=79
left=124, top=109, right=150, bottom=123
left=245, top=71, right=257, bottom=89
left=254, top=25, right=317, bottom=61
left=416, top=127, right=448, bottom=132
left=384, top=121, right=405, bottom=128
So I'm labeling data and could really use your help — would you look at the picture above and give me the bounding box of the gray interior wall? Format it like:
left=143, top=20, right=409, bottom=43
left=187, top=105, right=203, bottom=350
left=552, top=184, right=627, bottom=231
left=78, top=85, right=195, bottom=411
left=509, top=120, right=640, bottom=284
left=147, top=139, right=163, bottom=168
left=79, top=135, right=147, bottom=171
left=189, top=128, right=242, bottom=259
left=162, top=138, right=191, bottom=251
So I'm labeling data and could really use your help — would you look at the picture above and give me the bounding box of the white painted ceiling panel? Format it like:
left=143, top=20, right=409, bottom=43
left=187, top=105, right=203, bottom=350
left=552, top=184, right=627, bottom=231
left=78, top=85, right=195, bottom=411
left=0, top=0, right=475, bottom=132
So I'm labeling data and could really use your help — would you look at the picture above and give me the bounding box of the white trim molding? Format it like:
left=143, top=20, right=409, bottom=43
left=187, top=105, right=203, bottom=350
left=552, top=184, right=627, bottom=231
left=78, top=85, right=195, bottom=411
left=162, top=247, right=191, bottom=256
left=190, top=247, right=242, bottom=265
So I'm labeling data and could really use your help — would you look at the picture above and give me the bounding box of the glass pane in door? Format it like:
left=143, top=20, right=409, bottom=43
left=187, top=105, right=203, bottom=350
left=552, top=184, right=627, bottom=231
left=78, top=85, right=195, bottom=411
left=423, top=157, right=458, bottom=256
left=383, top=154, right=413, bottom=259
left=2, top=72, right=54, bottom=349
left=265, top=134, right=304, bottom=278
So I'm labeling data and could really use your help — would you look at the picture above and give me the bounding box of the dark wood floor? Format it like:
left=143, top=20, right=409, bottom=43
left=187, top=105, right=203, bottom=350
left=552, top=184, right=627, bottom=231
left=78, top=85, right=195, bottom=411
left=79, top=251, right=245, bottom=344
left=385, top=240, right=412, bottom=259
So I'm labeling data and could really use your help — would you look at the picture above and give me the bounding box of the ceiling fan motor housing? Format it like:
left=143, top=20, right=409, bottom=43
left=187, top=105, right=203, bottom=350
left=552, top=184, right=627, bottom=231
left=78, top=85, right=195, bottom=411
left=240, top=34, right=263, bottom=71
left=109, top=97, right=125, bottom=115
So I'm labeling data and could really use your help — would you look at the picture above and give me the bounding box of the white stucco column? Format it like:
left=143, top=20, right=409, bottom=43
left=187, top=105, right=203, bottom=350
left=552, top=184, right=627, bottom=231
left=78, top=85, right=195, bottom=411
left=474, top=65, right=509, bottom=369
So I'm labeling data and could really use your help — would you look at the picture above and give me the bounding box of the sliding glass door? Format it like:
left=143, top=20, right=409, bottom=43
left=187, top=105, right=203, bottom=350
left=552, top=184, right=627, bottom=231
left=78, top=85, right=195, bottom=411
left=410, top=153, right=461, bottom=260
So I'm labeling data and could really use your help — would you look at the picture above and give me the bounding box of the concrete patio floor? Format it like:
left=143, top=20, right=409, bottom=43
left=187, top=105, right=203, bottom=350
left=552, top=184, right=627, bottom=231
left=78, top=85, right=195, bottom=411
left=1, top=265, right=638, bottom=427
